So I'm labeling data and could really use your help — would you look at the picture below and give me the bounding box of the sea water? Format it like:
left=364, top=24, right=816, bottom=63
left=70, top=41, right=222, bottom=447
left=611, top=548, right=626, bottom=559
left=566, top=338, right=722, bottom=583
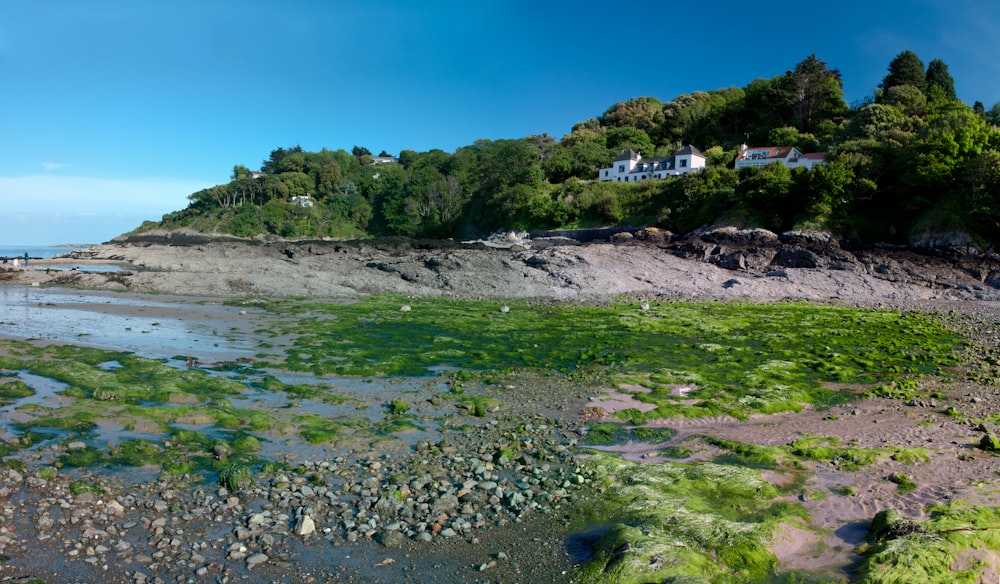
left=0, top=245, right=91, bottom=260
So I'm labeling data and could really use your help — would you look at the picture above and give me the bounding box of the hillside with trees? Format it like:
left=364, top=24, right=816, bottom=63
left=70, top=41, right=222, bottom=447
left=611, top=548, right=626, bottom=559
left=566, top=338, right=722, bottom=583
left=145, top=51, right=1000, bottom=248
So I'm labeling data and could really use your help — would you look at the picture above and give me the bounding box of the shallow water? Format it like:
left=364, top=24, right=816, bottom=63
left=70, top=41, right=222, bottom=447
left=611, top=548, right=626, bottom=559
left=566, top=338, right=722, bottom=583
left=0, top=286, right=259, bottom=361
left=0, top=286, right=585, bottom=583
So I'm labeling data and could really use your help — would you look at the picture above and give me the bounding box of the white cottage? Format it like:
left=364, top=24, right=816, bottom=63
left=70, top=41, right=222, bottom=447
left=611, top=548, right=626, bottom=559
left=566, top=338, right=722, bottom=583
left=734, top=145, right=826, bottom=170
left=599, top=145, right=706, bottom=182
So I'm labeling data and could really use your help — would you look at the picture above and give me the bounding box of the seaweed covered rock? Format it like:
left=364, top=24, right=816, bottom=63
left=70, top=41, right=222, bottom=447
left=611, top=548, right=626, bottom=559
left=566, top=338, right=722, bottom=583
left=576, top=455, right=794, bottom=583
left=979, top=432, right=1000, bottom=452
left=867, top=508, right=925, bottom=542
left=219, top=463, right=254, bottom=491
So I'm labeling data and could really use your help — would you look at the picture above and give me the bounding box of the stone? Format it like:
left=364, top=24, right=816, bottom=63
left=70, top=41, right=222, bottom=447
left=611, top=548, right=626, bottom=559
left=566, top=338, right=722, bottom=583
left=294, top=515, right=315, bottom=536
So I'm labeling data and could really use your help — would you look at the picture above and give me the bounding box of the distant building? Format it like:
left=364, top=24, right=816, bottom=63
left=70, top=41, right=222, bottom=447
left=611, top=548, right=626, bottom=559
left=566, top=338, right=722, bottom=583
left=249, top=171, right=268, bottom=179
left=599, top=145, right=706, bottom=182
left=734, top=145, right=826, bottom=171
left=291, top=195, right=314, bottom=208
left=370, top=156, right=398, bottom=165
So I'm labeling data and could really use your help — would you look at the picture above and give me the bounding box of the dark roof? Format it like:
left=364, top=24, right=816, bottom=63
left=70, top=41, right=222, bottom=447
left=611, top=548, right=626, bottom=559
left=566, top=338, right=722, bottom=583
left=614, top=149, right=641, bottom=162
left=675, top=144, right=704, bottom=157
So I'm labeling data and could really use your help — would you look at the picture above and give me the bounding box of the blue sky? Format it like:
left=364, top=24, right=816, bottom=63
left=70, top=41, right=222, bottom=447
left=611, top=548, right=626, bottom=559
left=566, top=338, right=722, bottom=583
left=2, top=0, right=1000, bottom=245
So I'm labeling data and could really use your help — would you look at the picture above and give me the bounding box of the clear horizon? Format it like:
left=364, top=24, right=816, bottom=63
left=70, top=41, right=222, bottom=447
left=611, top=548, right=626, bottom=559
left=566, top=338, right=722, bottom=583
left=2, top=0, right=999, bottom=245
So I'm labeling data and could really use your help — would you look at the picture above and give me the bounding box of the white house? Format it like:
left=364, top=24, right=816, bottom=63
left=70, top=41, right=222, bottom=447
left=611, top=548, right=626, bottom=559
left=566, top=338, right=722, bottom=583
left=734, top=145, right=826, bottom=171
left=291, top=195, right=314, bottom=208
left=599, top=145, right=706, bottom=182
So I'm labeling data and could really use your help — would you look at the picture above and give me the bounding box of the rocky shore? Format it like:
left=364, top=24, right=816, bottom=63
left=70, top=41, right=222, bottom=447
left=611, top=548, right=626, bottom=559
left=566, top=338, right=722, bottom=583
left=5, top=226, right=1000, bottom=304
left=4, top=228, right=1000, bottom=582
left=0, top=372, right=592, bottom=583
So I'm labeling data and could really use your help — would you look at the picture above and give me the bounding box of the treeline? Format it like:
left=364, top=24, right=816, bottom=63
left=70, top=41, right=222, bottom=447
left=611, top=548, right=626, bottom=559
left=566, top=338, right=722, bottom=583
left=150, top=51, right=1000, bottom=246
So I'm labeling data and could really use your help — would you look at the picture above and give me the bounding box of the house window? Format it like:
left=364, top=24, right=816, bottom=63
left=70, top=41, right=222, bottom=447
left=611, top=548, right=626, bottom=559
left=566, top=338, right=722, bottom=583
left=618, top=165, right=625, bottom=173
left=625, top=176, right=629, bottom=182
left=604, top=170, right=608, bottom=177
left=679, top=159, right=687, bottom=168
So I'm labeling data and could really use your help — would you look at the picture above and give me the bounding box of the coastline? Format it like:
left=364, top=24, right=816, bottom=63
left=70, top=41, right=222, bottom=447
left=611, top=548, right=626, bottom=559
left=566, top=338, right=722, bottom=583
left=6, top=227, right=1000, bottom=305
left=3, top=230, right=1000, bottom=581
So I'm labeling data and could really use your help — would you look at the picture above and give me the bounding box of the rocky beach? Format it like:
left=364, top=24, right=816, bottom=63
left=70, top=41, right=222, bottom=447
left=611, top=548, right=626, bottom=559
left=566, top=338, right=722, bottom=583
left=2, top=228, right=1000, bottom=583
left=8, top=227, right=1000, bottom=305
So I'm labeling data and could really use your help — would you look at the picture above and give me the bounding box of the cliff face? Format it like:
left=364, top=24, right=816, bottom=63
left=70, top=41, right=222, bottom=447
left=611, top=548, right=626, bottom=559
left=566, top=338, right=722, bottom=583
left=13, top=227, right=1000, bottom=306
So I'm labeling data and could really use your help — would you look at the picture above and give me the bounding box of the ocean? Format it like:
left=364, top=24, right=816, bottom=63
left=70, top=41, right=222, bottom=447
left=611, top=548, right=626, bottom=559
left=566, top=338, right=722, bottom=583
left=0, top=245, right=92, bottom=260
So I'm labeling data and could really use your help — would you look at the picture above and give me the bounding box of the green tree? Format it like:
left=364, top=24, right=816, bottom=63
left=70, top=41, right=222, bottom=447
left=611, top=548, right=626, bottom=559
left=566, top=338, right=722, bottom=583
left=228, top=203, right=263, bottom=237
left=734, top=163, right=794, bottom=230
left=880, top=50, right=925, bottom=94
left=986, top=102, right=1000, bottom=126
left=767, top=126, right=819, bottom=152
left=601, top=97, right=665, bottom=142
left=311, top=159, right=342, bottom=199
left=261, top=145, right=302, bottom=174
left=543, top=138, right=611, bottom=183
left=660, top=89, right=745, bottom=147
left=925, top=58, right=957, bottom=102
left=231, top=165, right=251, bottom=181
left=742, top=77, right=791, bottom=144
left=781, top=54, right=847, bottom=131
left=605, top=127, right=655, bottom=159
left=881, top=85, right=927, bottom=117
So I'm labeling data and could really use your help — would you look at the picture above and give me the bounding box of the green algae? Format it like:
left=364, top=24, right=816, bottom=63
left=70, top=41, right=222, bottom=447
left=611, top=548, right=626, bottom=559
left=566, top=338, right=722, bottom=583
left=219, top=463, right=254, bottom=491
left=68, top=479, right=103, bottom=496
left=0, top=378, right=34, bottom=405
left=584, top=423, right=678, bottom=446
left=577, top=453, right=808, bottom=583
left=705, top=436, right=929, bottom=472
left=247, top=296, right=961, bottom=421
left=857, top=503, right=1000, bottom=584
left=294, top=413, right=371, bottom=444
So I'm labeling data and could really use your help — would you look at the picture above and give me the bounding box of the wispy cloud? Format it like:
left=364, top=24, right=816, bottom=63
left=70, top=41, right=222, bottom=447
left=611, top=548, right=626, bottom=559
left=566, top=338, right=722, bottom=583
left=41, top=162, right=69, bottom=170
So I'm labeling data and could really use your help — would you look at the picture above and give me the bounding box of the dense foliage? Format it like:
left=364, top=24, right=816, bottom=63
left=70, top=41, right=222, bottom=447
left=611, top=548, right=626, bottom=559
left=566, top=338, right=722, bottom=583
left=144, top=51, right=1000, bottom=246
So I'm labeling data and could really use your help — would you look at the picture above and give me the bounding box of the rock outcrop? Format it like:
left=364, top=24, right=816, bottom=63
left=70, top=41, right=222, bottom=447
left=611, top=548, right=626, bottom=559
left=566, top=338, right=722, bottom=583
left=13, top=227, right=1000, bottom=305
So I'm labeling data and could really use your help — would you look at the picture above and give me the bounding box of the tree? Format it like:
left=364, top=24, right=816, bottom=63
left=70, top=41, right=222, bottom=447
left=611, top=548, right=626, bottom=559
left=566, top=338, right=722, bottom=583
left=986, top=102, right=1000, bottom=127
left=601, top=97, right=665, bottom=142
left=604, top=127, right=655, bottom=159
left=781, top=54, right=847, bottom=131
left=742, top=77, right=791, bottom=144
left=660, top=89, right=744, bottom=147
left=925, top=58, right=957, bottom=102
left=963, top=150, right=1000, bottom=240
left=882, top=85, right=927, bottom=117
left=231, top=165, right=251, bottom=181
left=880, top=50, right=925, bottom=94
left=261, top=145, right=302, bottom=174
left=767, top=126, right=818, bottom=152
left=352, top=145, right=372, bottom=157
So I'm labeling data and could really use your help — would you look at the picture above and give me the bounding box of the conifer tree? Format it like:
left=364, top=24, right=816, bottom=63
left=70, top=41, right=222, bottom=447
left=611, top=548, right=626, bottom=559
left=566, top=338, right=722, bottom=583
left=880, top=50, right=926, bottom=93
